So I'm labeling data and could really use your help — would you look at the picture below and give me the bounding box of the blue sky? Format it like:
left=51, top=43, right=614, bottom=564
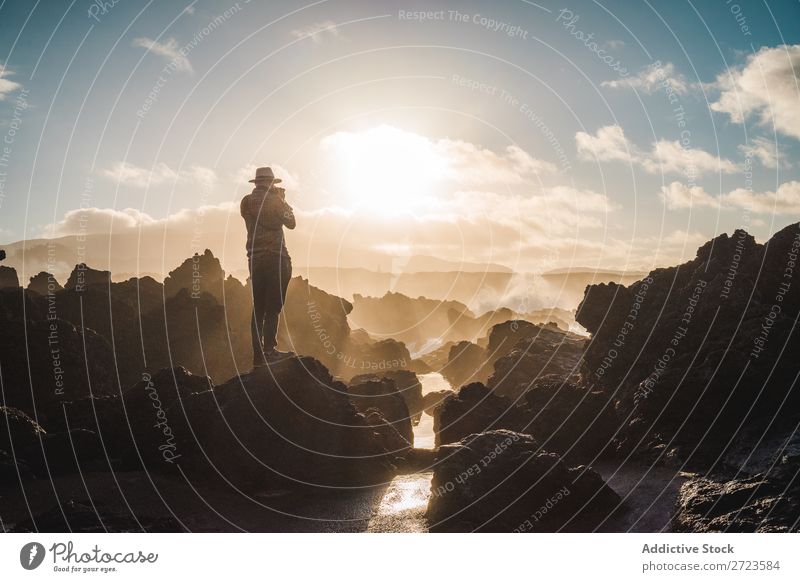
left=1, top=0, right=799, bottom=273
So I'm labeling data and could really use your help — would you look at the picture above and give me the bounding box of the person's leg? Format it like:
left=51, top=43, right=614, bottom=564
left=263, top=254, right=292, bottom=354
left=249, top=255, right=268, bottom=366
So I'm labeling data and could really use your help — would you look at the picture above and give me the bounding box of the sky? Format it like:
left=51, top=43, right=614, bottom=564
left=1, top=0, right=799, bottom=276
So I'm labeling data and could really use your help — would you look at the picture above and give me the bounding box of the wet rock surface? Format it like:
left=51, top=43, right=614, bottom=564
left=426, top=430, right=619, bottom=532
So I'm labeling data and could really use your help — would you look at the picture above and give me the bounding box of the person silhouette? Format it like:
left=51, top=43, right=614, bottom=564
left=240, top=166, right=296, bottom=367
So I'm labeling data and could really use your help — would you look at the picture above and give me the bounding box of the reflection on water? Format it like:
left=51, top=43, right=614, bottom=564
left=413, top=372, right=452, bottom=450
left=367, top=473, right=433, bottom=533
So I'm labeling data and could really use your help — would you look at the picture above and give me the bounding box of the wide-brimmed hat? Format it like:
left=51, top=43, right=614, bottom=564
left=249, top=166, right=282, bottom=184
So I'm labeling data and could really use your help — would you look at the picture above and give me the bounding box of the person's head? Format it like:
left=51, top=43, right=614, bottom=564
left=249, top=166, right=282, bottom=189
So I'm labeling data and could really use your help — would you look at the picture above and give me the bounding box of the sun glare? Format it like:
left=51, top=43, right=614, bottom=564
left=325, top=125, right=447, bottom=214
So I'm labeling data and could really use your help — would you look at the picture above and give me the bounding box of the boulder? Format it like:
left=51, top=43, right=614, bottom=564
left=351, top=369, right=423, bottom=422
left=348, top=377, right=413, bottom=452
left=1, top=406, right=46, bottom=452
left=673, top=455, right=800, bottom=532
left=170, top=356, right=395, bottom=490
left=434, top=383, right=521, bottom=447
left=0, top=265, right=20, bottom=289
left=426, top=430, right=619, bottom=532
left=422, top=389, right=454, bottom=415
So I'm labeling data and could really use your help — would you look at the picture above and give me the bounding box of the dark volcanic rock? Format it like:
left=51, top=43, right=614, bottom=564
left=27, top=271, right=63, bottom=295
left=434, top=383, right=521, bottom=447
left=488, top=324, right=586, bottom=399
left=674, top=455, right=800, bottom=532
left=576, top=224, right=800, bottom=465
left=1, top=406, right=46, bottom=452
left=10, top=499, right=184, bottom=533
left=515, top=380, right=616, bottom=462
left=426, top=430, right=619, bottom=532
left=422, top=389, right=454, bottom=415
left=64, top=263, right=111, bottom=291
left=441, top=341, right=487, bottom=387
left=164, top=249, right=225, bottom=302
left=348, top=377, right=413, bottom=452
left=171, top=356, right=394, bottom=489
left=351, top=369, right=423, bottom=423
left=0, top=265, right=20, bottom=289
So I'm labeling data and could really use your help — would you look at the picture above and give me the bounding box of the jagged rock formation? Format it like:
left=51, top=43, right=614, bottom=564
left=577, top=224, right=800, bottom=465
left=426, top=430, right=619, bottom=532
left=27, top=271, right=63, bottom=295
left=434, top=383, right=520, bottom=447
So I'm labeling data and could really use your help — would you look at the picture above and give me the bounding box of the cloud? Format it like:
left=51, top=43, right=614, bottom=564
left=576, top=124, right=737, bottom=175
left=291, top=21, right=341, bottom=44
left=659, top=182, right=720, bottom=209
left=132, top=37, right=193, bottom=73
left=660, top=180, right=800, bottom=214
left=602, top=61, right=690, bottom=95
left=710, top=44, right=800, bottom=140
left=737, top=136, right=791, bottom=169
left=101, top=161, right=217, bottom=188
left=0, top=62, right=22, bottom=100
left=183, top=4, right=196, bottom=15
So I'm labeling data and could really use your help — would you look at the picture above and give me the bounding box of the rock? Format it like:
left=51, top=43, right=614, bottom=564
left=515, top=380, right=617, bottom=462
left=361, top=409, right=412, bottom=460
left=487, top=324, right=586, bottom=399
left=20, top=429, right=109, bottom=477
left=576, top=224, right=800, bottom=465
left=351, top=369, right=423, bottom=422
left=441, top=341, right=487, bottom=387
left=164, top=249, right=225, bottom=301
left=1, top=406, right=47, bottom=452
left=1, top=449, right=35, bottom=485
left=434, top=383, right=521, bottom=447
left=64, top=263, right=111, bottom=291
left=674, top=455, right=800, bottom=532
left=0, top=317, right=117, bottom=414
left=426, top=430, right=619, bottom=532
left=10, top=499, right=184, bottom=532
left=422, top=389, right=454, bottom=415
left=0, top=265, right=20, bottom=289
left=170, top=356, right=395, bottom=490
left=27, top=271, right=63, bottom=295
left=348, top=377, right=413, bottom=451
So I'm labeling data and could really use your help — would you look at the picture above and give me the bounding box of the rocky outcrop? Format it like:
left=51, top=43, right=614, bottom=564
left=434, top=383, right=521, bottom=447
left=64, top=263, right=111, bottom=291
left=27, top=271, right=63, bottom=295
left=441, top=341, right=487, bottom=387
left=0, top=265, right=20, bottom=288
left=422, top=389, right=454, bottom=415
left=576, top=224, right=800, bottom=465
left=171, top=356, right=395, bottom=489
left=487, top=324, right=585, bottom=399
left=348, top=377, right=413, bottom=452
left=426, top=430, right=619, bottom=532
left=351, top=369, right=423, bottom=422
left=674, top=455, right=800, bottom=532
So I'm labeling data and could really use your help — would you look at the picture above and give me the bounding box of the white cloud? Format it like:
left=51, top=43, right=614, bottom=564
left=710, top=44, right=800, bottom=140
left=291, top=21, right=341, bottom=44
left=101, top=161, right=217, bottom=188
left=602, top=61, right=690, bottom=95
left=660, top=180, right=800, bottom=214
left=132, top=37, right=193, bottom=74
left=723, top=181, right=800, bottom=214
left=0, top=62, right=22, bottom=100
left=659, top=182, right=720, bottom=209
left=737, top=136, right=790, bottom=169
left=576, top=124, right=737, bottom=175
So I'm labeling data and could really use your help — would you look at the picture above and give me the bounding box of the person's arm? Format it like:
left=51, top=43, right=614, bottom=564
left=282, top=200, right=296, bottom=230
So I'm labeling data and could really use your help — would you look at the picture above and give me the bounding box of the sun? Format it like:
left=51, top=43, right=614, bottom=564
left=324, top=125, right=447, bottom=214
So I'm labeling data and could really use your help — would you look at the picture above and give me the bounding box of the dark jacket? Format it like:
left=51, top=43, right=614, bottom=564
left=240, top=186, right=296, bottom=258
